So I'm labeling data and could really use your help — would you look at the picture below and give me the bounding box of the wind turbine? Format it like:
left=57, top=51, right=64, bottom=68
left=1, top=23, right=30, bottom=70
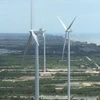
left=57, top=16, right=76, bottom=100
left=23, top=0, right=39, bottom=99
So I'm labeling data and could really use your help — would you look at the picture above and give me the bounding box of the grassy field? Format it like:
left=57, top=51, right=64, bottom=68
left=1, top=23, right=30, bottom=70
left=0, top=54, right=100, bottom=99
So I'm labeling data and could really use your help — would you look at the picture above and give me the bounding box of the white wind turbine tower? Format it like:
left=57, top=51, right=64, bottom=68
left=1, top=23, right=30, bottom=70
left=37, top=27, right=46, bottom=72
left=57, top=16, right=76, bottom=100
left=43, top=29, right=46, bottom=72
left=41, top=15, right=46, bottom=72
left=23, top=0, right=39, bottom=99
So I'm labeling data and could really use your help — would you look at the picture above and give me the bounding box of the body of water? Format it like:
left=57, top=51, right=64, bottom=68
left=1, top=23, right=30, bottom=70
left=58, top=33, right=100, bottom=45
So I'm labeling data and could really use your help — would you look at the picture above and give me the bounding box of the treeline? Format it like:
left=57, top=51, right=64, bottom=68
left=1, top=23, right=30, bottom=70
left=0, top=80, right=100, bottom=96
left=0, top=71, right=34, bottom=79
left=2, top=41, right=100, bottom=56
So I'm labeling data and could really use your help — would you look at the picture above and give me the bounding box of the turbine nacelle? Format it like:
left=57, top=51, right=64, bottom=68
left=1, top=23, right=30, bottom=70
left=33, top=28, right=46, bottom=35
left=29, top=30, right=34, bottom=33
left=67, top=29, right=72, bottom=33
left=39, top=28, right=46, bottom=33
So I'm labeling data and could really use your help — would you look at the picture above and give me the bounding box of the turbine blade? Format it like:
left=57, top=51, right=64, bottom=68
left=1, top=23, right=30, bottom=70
left=57, top=16, right=67, bottom=31
left=30, top=30, right=39, bottom=46
left=66, top=17, right=76, bottom=32
left=94, top=63, right=100, bottom=68
left=86, top=56, right=92, bottom=61
left=70, top=95, right=76, bottom=100
left=22, top=33, right=32, bottom=62
left=62, top=33, right=67, bottom=60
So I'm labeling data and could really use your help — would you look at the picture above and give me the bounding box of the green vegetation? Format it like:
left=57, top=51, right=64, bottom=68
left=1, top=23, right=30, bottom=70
left=0, top=49, right=100, bottom=99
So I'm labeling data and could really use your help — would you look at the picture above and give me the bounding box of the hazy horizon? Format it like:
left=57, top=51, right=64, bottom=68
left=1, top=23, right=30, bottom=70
left=0, top=32, right=100, bottom=45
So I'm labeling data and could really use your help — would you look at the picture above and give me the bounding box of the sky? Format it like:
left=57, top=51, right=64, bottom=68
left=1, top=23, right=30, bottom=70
left=0, top=0, right=100, bottom=44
